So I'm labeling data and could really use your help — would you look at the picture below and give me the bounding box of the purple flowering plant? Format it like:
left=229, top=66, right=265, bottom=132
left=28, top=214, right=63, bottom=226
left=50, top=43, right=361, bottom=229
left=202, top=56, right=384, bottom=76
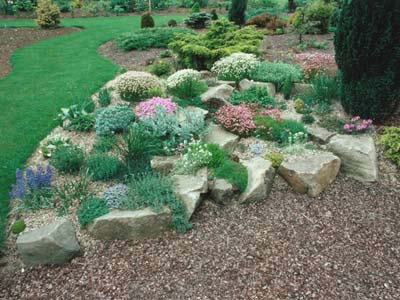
left=343, top=116, right=373, bottom=134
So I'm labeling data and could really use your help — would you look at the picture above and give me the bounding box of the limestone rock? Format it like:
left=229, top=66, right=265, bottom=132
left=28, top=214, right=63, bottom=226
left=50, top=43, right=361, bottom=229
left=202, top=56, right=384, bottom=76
left=151, top=155, right=180, bottom=175
left=278, top=151, right=341, bottom=197
left=17, top=218, right=80, bottom=266
left=239, top=79, right=276, bottom=97
left=327, top=134, right=378, bottom=182
left=173, top=168, right=208, bottom=218
left=210, top=179, right=235, bottom=205
left=216, top=80, right=236, bottom=87
left=201, top=84, right=234, bottom=108
left=89, top=209, right=171, bottom=241
left=306, top=125, right=337, bottom=144
left=239, top=157, right=275, bottom=204
left=203, top=123, right=240, bottom=153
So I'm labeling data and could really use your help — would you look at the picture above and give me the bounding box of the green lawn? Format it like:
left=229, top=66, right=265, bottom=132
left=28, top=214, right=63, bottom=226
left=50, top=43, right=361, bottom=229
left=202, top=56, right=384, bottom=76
left=0, top=15, right=184, bottom=250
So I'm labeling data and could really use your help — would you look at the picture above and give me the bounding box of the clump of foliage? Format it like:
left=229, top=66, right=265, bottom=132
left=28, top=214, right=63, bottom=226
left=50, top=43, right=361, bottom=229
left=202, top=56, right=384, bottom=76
left=254, top=115, right=307, bottom=144
left=294, top=52, right=337, bottom=80
left=77, top=198, right=109, bottom=228
left=215, top=104, right=256, bottom=136
left=206, top=143, right=228, bottom=168
left=102, top=184, right=129, bottom=209
left=141, top=12, right=155, bottom=28
left=10, top=220, right=26, bottom=234
left=311, top=74, right=338, bottom=104
left=214, top=159, right=248, bottom=193
left=56, top=104, right=94, bottom=132
left=190, top=2, right=200, bottom=13
left=98, top=89, right=111, bottom=107
left=184, top=12, right=212, bottom=29
left=149, top=60, right=172, bottom=77
left=264, top=152, right=284, bottom=168
left=9, top=165, right=53, bottom=210
left=250, top=61, right=303, bottom=90
left=211, top=52, right=259, bottom=83
left=379, top=127, right=400, bottom=167
left=169, top=19, right=264, bottom=70
left=92, top=135, right=117, bottom=153
left=173, top=140, right=212, bottom=175
left=95, top=104, right=135, bottom=136
left=116, top=71, right=162, bottom=102
left=318, top=115, right=346, bottom=132
left=301, top=114, right=315, bottom=124
left=294, top=98, right=312, bottom=114
left=160, top=50, right=172, bottom=58
left=230, top=86, right=275, bottom=107
left=211, top=9, right=218, bottom=20
left=117, top=28, right=193, bottom=51
left=135, top=97, right=177, bottom=119
left=166, top=69, right=207, bottom=99
left=168, top=19, right=178, bottom=27
left=51, top=145, right=85, bottom=174
left=229, top=0, right=248, bottom=26
left=86, top=154, right=121, bottom=181
left=36, top=0, right=61, bottom=29
left=314, top=102, right=332, bottom=116
left=40, top=135, right=71, bottom=158
left=342, top=116, right=373, bottom=135
left=334, top=0, right=400, bottom=121
left=305, top=0, right=335, bottom=34
left=122, top=172, right=192, bottom=233
left=246, top=12, right=287, bottom=33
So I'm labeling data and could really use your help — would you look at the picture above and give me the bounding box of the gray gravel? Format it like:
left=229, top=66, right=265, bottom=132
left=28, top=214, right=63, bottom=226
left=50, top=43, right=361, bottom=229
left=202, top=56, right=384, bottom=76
left=1, top=174, right=400, bottom=300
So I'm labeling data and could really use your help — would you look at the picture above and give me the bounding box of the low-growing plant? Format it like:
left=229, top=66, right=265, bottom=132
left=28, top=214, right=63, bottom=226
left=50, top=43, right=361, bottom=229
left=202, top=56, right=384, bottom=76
left=102, top=184, right=129, bottom=209
left=206, top=143, right=228, bottom=169
left=95, top=104, right=135, bottom=136
left=294, top=52, right=337, bottom=80
left=123, top=172, right=192, bottom=233
left=149, top=60, right=172, bottom=77
left=294, top=98, right=312, bottom=114
left=211, top=53, right=260, bottom=83
left=314, top=102, right=332, bottom=116
left=9, top=165, right=53, bottom=210
left=173, top=140, right=212, bottom=174
left=116, top=71, right=162, bottom=102
left=230, top=85, right=275, bottom=107
left=379, top=127, right=400, bottom=167
left=41, top=135, right=71, bottom=158
left=213, top=159, right=248, bottom=193
left=10, top=220, right=26, bottom=234
left=167, top=19, right=178, bottom=27
left=135, top=97, right=177, bottom=119
left=311, top=74, right=338, bottom=104
left=160, top=50, right=173, bottom=58
left=250, top=61, right=303, bottom=90
left=214, top=104, right=256, bottom=136
left=167, top=69, right=207, bottom=99
left=56, top=104, right=94, bottom=132
left=318, top=115, right=346, bottom=132
left=301, top=114, right=315, bottom=124
left=98, top=89, right=111, bottom=107
left=86, top=154, right=121, bottom=181
left=264, top=152, right=284, bottom=168
left=77, top=198, right=109, bottom=228
left=343, top=116, right=373, bottom=135
left=51, top=145, right=85, bottom=174
left=92, top=135, right=118, bottom=153
left=282, top=132, right=309, bottom=155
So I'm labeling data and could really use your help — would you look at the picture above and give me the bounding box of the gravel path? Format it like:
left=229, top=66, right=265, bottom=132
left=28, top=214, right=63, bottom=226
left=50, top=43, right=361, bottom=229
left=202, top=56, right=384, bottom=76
left=1, top=175, right=399, bottom=300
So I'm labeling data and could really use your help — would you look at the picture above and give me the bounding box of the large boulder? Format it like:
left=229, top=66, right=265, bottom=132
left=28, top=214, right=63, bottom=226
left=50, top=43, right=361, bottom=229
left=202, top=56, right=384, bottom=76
left=172, top=168, right=208, bottom=218
left=239, top=157, right=275, bottom=204
left=327, top=134, right=378, bottom=182
left=203, top=123, right=240, bottom=153
left=278, top=151, right=341, bottom=197
left=238, top=79, right=276, bottom=98
left=151, top=155, right=180, bottom=175
left=88, top=208, right=172, bottom=241
left=201, top=84, right=234, bottom=108
left=210, top=179, right=236, bottom=205
left=16, top=218, right=80, bottom=266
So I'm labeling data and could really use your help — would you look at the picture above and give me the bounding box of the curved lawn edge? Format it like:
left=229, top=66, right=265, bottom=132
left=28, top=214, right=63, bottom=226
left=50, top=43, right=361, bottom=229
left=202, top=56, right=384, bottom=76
left=0, top=15, right=184, bottom=251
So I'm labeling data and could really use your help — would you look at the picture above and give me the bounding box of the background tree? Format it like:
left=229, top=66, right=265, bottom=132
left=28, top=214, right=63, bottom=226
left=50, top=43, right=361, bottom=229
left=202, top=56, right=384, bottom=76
left=228, top=0, right=248, bottom=26
left=334, top=0, right=400, bottom=121
left=288, top=0, right=296, bottom=12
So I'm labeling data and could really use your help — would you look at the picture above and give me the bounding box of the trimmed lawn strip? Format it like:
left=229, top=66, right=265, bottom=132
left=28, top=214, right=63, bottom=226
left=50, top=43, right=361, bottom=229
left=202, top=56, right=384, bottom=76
left=0, top=15, right=184, bottom=250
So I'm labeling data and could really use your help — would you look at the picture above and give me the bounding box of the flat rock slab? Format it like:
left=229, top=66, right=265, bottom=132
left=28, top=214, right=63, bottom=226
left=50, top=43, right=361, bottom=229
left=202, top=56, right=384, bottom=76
left=204, top=123, right=240, bottom=153
left=201, top=84, right=234, bottom=108
left=151, top=155, right=180, bottom=175
left=306, top=125, right=337, bottom=144
left=173, top=168, right=208, bottom=218
left=17, top=218, right=80, bottom=266
left=327, top=134, right=378, bottom=182
left=239, top=157, right=275, bottom=205
left=279, top=151, right=341, bottom=197
left=89, top=208, right=172, bottom=241
left=239, top=79, right=276, bottom=98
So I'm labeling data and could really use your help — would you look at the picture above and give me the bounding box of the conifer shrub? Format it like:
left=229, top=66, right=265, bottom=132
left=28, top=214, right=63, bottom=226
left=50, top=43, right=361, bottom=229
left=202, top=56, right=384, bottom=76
left=228, top=0, right=248, bottom=26
left=141, top=12, right=155, bottom=28
left=36, top=0, right=61, bottom=29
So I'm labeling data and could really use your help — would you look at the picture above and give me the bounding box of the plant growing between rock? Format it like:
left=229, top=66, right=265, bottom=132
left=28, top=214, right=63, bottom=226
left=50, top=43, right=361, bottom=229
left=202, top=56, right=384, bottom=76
left=77, top=198, right=109, bottom=228
left=379, top=127, right=400, bottom=167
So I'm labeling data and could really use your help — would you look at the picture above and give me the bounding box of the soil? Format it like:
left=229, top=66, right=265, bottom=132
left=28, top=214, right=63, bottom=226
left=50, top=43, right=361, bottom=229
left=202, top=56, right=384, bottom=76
left=0, top=27, right=80, bottom=78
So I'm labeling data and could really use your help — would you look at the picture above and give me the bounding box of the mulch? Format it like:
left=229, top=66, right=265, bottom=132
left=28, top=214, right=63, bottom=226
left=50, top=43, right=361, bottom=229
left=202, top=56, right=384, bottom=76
left=1, top=174, right=399, bottom=300
left=0, top=27, right=80, bottom=78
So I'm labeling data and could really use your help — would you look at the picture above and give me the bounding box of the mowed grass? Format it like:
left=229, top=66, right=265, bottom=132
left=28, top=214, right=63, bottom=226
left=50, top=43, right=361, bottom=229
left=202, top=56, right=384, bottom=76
left=0, top=15, right=184, bottom=250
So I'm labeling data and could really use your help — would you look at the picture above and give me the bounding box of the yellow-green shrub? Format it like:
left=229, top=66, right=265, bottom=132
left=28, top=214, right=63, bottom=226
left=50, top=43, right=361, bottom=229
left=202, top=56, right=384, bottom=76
left=36, top=0, right=61, bottom=29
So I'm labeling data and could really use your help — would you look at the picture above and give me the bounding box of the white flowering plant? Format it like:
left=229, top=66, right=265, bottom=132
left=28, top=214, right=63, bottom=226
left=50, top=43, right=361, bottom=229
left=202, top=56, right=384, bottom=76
left=172, top=139, right=212, bottom=175
left=116, top=71, right=163, bottom=102
left=211, top=52, right=260, bottom=83
left=166, top=69, right=207, bottom=99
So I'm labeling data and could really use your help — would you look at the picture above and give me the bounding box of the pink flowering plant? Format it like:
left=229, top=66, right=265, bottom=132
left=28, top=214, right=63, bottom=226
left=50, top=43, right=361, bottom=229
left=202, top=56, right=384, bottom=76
left=343, top=116, right=373, bottom=134
left=214, top=104, right=256, bottom=136
left=294, top=52, right=337, bottom=79
left=260, top=106, right=282, bottom=121
left=135, top=97, right=177, bottom=119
